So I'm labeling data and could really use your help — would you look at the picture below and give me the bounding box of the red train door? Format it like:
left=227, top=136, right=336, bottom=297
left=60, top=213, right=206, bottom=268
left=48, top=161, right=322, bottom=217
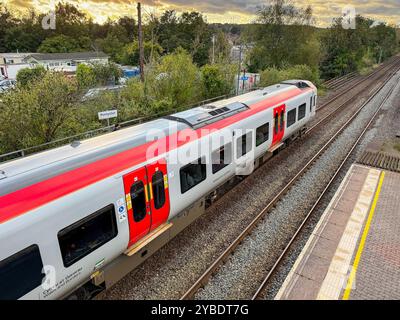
left=147, top=160, right=170, bottom=232
left=123, top=159, right=170, bottom=247
left=272, top=104, right=286, bottom=146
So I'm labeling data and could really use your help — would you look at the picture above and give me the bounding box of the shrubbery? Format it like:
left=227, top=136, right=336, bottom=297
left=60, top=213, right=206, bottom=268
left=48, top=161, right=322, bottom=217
left=259, top=65, right=320, bottom=87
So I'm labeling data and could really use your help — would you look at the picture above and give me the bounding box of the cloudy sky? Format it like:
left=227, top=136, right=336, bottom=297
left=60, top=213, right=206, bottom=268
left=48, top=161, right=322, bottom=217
left=4, top=0, right=400, bottom=27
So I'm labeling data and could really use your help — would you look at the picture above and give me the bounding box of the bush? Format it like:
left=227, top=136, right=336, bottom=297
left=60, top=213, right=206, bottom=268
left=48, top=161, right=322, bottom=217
left=0, top=72, right=79, bottom=153
left=259, top=65, right=320, bottom=87
left=76, top=64, right=96, bottom=89
left=201, top=63, right=236, bottom=99
left=16, top=66, right=47, bottom=87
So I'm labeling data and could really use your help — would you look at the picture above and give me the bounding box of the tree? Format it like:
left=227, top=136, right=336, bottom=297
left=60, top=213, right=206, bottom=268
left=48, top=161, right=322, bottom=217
left=259, top=65, right=320, bottom=87
left=201, top=63, right=236, bottom=99
left=38, top=35, right=81, bottom=53
left=121, top=40, right=163, bottom=66
left=76, top=64, right=96, bottom=88
left=90, top=62, right=123, bottom=86
left=0, top=72, right=79, bottom=153
left=246, top=0, right=314, bottom=71
left=16, top=66, right=47, bottom=87
left=149, top=48, right=202, bottom=107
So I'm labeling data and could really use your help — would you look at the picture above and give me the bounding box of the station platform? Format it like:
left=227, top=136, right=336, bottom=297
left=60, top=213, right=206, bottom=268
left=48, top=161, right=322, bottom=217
left=276, top=161, right=400, bottom=300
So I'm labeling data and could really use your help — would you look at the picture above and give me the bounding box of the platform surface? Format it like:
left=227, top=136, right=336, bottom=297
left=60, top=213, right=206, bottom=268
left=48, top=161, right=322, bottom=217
left=276, top=163, right=400, bottom=300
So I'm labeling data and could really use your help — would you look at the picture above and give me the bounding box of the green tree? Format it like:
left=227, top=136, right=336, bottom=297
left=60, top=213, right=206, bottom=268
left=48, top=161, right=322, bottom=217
left=201, top=63, right=236, bottom=99
left=259, top=65, right=320, bottom=87
left=246, top=0, right=314, bottom=72
left=90, top=62, right=123, bottom=86
left=148, top=48, right=202, bottom=108
left=76, top=64, right=96, bottom=88
left=38, top=35, right=81, bottom=53
left=16, top=66, right=47, bottom=87
left=120, top=40, right=163, bottom=66
left=0, top=72, right=79, bottom=153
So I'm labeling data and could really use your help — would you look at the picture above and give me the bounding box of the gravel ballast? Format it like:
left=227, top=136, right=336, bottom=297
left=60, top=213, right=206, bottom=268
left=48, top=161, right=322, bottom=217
left=103, top=66, right=400, bottom=300
left=194, top=71, right=400, bottom=300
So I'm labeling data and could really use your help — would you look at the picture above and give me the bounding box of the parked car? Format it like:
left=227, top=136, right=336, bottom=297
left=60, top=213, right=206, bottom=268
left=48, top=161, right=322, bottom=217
left=0, top=79, right=16, bottom=92
left=81, top=85, right=126, bottom=102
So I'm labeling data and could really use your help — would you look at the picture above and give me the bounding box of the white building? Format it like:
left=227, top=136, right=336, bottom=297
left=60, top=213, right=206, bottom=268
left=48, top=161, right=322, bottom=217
left=0, top=53, right=32, bottom=80
left=24, top=52, right=109, bottom=73
left=0, top=52, right=109, bottom=80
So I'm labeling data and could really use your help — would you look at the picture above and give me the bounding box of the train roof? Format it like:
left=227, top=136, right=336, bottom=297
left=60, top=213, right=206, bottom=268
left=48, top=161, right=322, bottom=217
left=0, top=81, right=310, bottom=196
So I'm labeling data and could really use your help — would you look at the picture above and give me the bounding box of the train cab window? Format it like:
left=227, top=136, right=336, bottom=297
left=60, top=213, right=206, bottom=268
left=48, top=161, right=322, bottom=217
left=131, top=181, right=147, bottom=223
left=313, top=96, right=317, bottom=107
left=212, top=143, right=232, bottom=174
left=287, top=109, right=297, bottom=128
left=180, top=158, right=207, bottom=194
left=236, top=132, right=253, bottom=158
left=256, top=123, right=270, bottom=146
left=298, top=104, right=306, bottom=120
left=58, top=204, right=118, bottom=268
left=152, top=171, right=166, bottom=210
left=0, top=245, right=45, bottom=300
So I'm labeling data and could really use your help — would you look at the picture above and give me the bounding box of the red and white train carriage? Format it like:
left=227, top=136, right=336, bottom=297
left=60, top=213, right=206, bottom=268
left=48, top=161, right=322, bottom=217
left=0, top=80, right=317, bottom=300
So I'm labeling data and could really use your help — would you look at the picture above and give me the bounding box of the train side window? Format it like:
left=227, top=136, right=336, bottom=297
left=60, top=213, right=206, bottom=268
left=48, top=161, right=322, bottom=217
left=180, top=158, right=207, bottom=194
left=287, top=109, right=296, bottom=128
left=58, top=204, right=118, bottom=268
left=256, top=122, right=269, bottom=146
left=280, top=112, right=285, bottom=130
left=274, top=114, right=279, bottom=134
left=152, top=171, right=166, bottom=210
left=0, top=245, right=45, bottom=300
left=131, top=181, right=147, bottom=222
left=298, top=103, right=306, bottom=120
left=313, top=96, right=316, bottom=107
left=212, top=143, right=232, bottom=174
left=236, top=132, right=253, bottom=158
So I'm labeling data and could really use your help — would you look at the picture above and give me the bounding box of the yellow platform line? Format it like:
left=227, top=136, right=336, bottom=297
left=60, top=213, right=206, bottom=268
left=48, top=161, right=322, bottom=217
left=342, top=171, right=385, bottom=300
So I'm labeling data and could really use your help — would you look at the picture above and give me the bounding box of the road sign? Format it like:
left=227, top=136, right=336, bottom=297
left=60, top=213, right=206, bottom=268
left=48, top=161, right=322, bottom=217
left=240, top=76, right=249, bottom=81
left=98, top=110, right=118, bottom=120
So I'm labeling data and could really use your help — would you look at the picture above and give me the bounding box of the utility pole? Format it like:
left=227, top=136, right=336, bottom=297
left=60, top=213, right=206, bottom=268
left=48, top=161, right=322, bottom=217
left=236, top=44, right=242, bottom=95
left=211, top=34, right=216, bottom=64
left=137, top=2, right=145, bottom=82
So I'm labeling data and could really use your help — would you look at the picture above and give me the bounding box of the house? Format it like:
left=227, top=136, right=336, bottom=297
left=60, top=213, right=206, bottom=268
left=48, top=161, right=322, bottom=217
left=24, top=52, right=109, bottom=73
left=0, top=52, right=110, bottom=80
left=0, top=53, right=32, bottom=80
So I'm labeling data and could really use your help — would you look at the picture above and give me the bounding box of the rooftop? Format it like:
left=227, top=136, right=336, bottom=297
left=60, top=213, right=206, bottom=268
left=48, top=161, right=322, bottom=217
left=25, top=51, right=109, bottom=61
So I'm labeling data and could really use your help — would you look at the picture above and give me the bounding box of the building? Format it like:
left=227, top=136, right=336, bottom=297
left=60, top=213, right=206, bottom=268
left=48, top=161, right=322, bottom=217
left=0, top=53, right=32, bottom=80
left=0, top=51, right=110, bottom=80
left=24, top=52, right=109, bottom=73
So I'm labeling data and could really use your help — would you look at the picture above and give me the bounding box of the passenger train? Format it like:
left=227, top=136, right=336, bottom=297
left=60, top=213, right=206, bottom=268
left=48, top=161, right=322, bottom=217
left=0, top=80, right=317, bottom=300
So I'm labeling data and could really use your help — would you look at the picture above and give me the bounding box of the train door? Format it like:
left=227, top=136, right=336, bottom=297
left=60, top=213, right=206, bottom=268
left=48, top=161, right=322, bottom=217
left=272, top=104, right=286, bottom=146
left=123, top=160, right=171, bottom=247
left=147, top=160, right=170, bottom=232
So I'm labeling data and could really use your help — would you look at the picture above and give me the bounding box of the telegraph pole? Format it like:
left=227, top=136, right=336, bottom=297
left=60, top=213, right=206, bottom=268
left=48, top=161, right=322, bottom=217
left=211, top=34, right=216, bottom=64
left=236, top=44, right=242, bottom=95
left=137, top=2, right=145, bottom=82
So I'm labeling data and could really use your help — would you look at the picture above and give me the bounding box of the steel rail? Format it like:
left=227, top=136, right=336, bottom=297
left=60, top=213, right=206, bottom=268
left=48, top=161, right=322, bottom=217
left=180, top=61, right=400, bottom=301
left=317, top=56, right=400, bottom=111
left=252, top=72, right=398, bottom=300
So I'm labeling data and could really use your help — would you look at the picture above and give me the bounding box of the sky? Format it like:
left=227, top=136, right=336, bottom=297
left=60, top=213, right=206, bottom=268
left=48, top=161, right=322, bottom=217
left=4, top=0, right=400, bottom=27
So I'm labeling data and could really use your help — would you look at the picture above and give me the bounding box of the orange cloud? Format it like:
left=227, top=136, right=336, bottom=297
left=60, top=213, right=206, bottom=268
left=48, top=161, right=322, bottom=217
left=3, top=0, right=400, bottom=26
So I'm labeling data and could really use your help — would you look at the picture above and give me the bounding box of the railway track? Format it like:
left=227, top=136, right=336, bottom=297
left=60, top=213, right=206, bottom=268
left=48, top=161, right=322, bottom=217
left=180, top=60, right=400, bottom=300
left=324, top=71, right=358, bottom=90
left=252, top=73, right=398, bottom=300
left=317, top=56, right=400, bottom=112
left=101, top=56, right=400, bottom=301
